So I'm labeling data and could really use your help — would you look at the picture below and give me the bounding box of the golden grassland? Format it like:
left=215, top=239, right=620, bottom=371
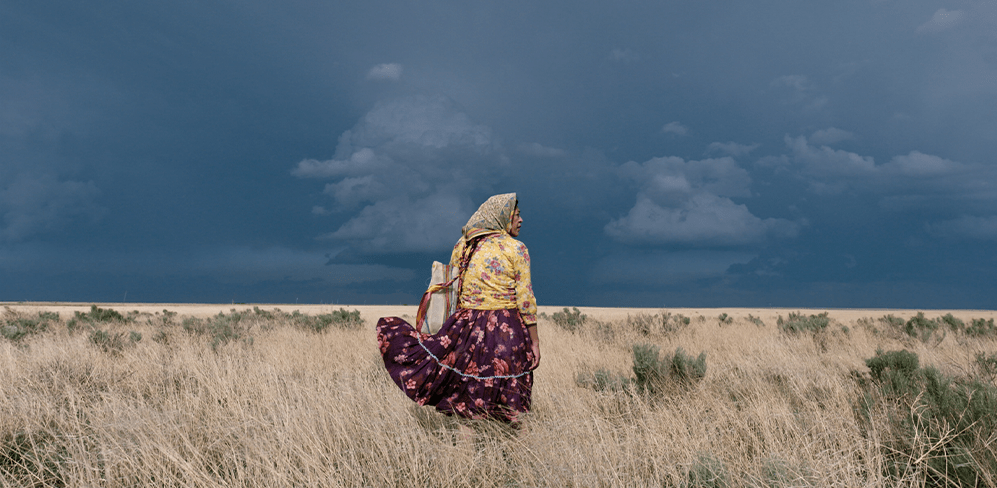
left=1, top=303, right=996, bottom=487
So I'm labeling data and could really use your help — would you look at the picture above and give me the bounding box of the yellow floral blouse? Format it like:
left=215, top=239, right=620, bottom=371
left=450, top=233, right=538, bottom=325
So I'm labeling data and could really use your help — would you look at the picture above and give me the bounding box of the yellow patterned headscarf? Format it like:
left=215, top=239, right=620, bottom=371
left=461, top=193, right=517, bottom=240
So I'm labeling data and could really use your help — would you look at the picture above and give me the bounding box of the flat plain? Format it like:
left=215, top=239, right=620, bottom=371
left=2, top=303, right=996, bottom=487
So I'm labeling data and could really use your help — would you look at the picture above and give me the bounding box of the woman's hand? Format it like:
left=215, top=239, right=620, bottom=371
left=527, top=324, right=540, bottom=370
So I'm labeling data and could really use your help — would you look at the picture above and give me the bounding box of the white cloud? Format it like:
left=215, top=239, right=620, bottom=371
left=808, top=127, right=854, bottom=145
left=606, top=194, right=796, bottom=246
left=780, top=135, right=997, bottom=217
left=606, top=155, right=797, bottom=246
left=1, top=174, right=103, bottom=242
left=293, top=95, right=506, bottom=253
left=618, top=156, right=752, bottom=201
left=786, top=137, right=975, bottom=183
left=786, top=135, right=876, bottom=178
left=917, top=9, right=965, bottom=34
left=882, top=151, right=963, bottom=176
left=366, top=63, right=403, bottom=80
left=706, top=141, right=759, bottom=157
left=661, top=121, right=688, bottom=136
left=292, top=147, right=383, bottom=179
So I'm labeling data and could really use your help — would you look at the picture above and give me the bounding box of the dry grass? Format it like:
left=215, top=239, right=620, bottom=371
left=1, top=306, right=995, bottom=487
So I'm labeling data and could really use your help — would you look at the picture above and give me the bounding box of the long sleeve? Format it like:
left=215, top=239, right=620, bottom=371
left=512, top=241, right=537, bottom=325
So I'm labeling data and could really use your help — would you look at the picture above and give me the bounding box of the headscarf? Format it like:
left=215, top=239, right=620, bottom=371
left=461, top=193, right=518, bottom=240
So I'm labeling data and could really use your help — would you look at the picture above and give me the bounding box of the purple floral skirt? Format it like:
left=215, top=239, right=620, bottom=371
left=376, top=308, right=534, bottom=423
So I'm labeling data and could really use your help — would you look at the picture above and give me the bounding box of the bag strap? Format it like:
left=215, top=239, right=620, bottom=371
left=415, top=235, right=487, bottom=333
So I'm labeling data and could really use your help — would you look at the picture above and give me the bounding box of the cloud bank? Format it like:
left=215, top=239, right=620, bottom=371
left=606, top=156, right=797, bottom=246
left=293, top=95, right=508, bottom=254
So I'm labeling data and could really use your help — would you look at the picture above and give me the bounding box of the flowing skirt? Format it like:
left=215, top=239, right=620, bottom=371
left=376, top=308, right=534, bottom=423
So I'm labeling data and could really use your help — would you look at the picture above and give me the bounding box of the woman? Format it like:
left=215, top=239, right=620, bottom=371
left=376, top=193, right=540, bottom=425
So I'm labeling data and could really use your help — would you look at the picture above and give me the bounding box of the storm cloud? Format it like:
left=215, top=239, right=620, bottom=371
left=2, top=0, right=995, bottom=307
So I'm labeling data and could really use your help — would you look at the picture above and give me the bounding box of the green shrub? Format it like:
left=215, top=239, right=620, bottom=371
left=181, top=312, right=249, bottom=351
left=879, top=314, right=905, bottom=328
left=863, top=349, right=997, bottom=486
left=747, top=314, right=764, bottom=327
left=1, top=309, right=60, bottom=342
left=940, top=313, right=965, bottom=332
left=181, top=317, right=206, bottom=334
left=865, top=349, right=920, bottom=397
left=89, top=329, right=126, bottom=354
left=966, top=318, right=996, bottom=337
left=777, top=312, right=830, bottom=334
left=551, top=307, right=587, bottom=332
left=717, top=313, right=732, bottom=326
left=625, top=311, right=690, bottom=336
left=68, top=305, right=128, bottom=331
left=328, top=308, right=363, bottom=329
left=76, top=304, right=125, bottom=323
left=975, top=352, right=997, bottom=384
left=904, top=312, right=940, bottom=341
left=289, top=308, right=363, bottom=332
left=206, top=313, right=244, bottom=351
left=178, top=307, right=363, bottom=350
left=632, top=344, right=706, bottom=394
left=670, top=347, right=707, bottom=384
left=578, top=344, right=707, bottom=395
left=632, top=343, right=667, bottom=393
left=252, top=306, right=274, bottom=320
left=686, top=453, right=730, bottom=488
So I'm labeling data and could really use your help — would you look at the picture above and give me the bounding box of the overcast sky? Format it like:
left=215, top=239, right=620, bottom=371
left=2, top=1, right=996, bottom=308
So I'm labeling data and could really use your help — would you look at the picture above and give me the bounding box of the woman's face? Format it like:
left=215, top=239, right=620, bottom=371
left=508, top=208, right=523, bottom=237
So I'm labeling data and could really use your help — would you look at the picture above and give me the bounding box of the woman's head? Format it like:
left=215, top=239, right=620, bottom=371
left=462, top=193, right=519, bottom=239
left=508, top=205, right=522, bottom=237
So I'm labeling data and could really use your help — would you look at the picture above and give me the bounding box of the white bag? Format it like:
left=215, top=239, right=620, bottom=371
left=417, top=261, right=460, bottom=334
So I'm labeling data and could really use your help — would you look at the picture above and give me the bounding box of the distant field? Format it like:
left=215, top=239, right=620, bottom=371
left=2, top=303, right=996, bottom=486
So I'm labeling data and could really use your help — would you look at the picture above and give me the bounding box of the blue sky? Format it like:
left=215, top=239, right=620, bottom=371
left=2, top=1, right=996, bottom=308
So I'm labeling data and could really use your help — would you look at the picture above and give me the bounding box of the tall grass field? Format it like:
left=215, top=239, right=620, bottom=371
left=2, top=304, right=996, bottom=487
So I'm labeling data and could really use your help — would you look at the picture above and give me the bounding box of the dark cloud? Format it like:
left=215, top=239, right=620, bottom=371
left=1, top=174, right=103, bottom=242
left=2, top=0, right=996, bottom=307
